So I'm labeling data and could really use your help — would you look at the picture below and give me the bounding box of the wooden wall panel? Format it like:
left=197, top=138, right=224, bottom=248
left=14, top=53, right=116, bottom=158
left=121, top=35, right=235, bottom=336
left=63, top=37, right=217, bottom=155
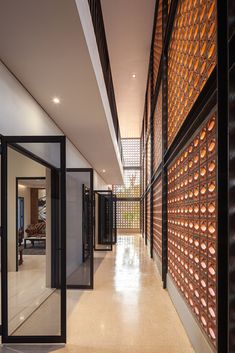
left=167, top=113, right=217, bottom=347
left=153, top=177, right=162, bottom=258
left=167, top=0, right=216, bottom=146
left=30, top=188, right=38, bottom=224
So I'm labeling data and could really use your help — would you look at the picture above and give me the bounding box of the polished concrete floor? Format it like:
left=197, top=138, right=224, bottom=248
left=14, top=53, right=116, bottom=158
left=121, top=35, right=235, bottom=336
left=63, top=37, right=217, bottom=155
left=6, top=255, right=53, bottom=335
left=0, top=234, right=195, bottom=353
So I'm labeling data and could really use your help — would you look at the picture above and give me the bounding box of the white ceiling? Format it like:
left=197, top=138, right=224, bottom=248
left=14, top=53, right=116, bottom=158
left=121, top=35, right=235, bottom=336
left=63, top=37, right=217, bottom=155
left=101, top=0, right=155, bottom=138
left=19, top=179, right=46, bottom=189
left=0, top=0, right=123, bottom=184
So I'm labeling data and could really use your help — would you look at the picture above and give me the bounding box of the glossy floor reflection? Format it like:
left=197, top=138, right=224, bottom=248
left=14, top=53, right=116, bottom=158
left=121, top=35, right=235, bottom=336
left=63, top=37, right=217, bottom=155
left=0, top=234, right=195, bottom=353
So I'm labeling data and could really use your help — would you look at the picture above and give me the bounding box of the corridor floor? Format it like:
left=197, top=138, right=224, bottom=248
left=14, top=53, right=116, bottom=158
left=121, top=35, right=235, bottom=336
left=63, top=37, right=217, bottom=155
left=0, top=234, right=195, bottom=353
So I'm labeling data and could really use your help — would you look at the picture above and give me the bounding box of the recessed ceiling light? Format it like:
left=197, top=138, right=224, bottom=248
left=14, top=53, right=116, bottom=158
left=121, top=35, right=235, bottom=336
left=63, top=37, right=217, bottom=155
left=132, top=73, right=136, bottom=78
left=102, top=169, right=106, bottom=173
left=52, top=97, right=60, bottom=104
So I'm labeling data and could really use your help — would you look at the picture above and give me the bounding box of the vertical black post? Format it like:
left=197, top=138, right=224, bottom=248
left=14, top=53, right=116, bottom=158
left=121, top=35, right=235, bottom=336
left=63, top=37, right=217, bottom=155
left=60, top=136, right=66, bottom=343
left=51, top=169, right=60, bottom=288
left=228, top=0, right=235, bottom=348
left=217, top=0, right=228, bottom=352
left=90, top=170, right=94, bottom=288
left=1, top=137, right=8, bottom=341
left=161, top=0, right=168, bottom=289
left=217, top=0, right=229, bottom=351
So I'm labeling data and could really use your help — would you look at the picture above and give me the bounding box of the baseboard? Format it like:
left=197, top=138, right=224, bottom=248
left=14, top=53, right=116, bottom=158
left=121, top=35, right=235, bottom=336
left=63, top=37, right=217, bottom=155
left=167, top=274, right=215, bottom=353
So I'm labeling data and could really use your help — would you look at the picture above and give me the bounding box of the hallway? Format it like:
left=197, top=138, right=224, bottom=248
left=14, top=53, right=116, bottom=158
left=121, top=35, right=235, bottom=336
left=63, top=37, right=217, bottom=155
left=1, top=234, right=195, bottom=353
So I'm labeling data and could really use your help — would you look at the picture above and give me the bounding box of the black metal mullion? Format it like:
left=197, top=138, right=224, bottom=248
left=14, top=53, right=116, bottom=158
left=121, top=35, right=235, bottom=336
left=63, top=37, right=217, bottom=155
left=1, top=136, right=8, bottom=341
left=217, top=0, right=229, bottom=352
left=161, top=0, right=169, bottom=289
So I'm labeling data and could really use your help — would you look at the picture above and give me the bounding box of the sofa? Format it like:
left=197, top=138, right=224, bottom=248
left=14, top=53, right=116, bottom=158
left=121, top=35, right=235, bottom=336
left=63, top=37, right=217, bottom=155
left=24, top=221, right=46, bottom=248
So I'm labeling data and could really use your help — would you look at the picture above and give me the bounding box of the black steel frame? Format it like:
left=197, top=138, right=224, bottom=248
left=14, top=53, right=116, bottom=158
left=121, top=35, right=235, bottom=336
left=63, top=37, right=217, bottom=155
left=66, top=168, right=94, bottom=290
left=15, top=176, right=46, bottom=272
left=229, top=1, right=235, bottom=348
left=113, top=194, right=117, bottom=245
left=217, top=0, right=229, bottom=352
left=94, top=190, right=113, bottom=252
left=1, top=135, right=66, bottom=344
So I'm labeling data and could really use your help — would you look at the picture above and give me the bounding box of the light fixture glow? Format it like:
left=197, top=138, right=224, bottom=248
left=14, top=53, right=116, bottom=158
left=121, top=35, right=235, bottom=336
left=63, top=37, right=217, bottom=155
left=132, top=73, right=136, bottom=78
left=102, top=169, right=106, bottom=173
left=52, top=97, right=60, bottom=104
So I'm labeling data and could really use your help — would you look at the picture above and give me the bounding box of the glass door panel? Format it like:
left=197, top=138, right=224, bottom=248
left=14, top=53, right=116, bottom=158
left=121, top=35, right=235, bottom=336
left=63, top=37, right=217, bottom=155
left=0, top=139, right=2, bottom=330
left=94, top=191, right=113, bottom=251
left=1, top=136, right=66, bottom=343
left=66, top=169, right=93, bottom=289
left=113, top=194, right=117, bottom=245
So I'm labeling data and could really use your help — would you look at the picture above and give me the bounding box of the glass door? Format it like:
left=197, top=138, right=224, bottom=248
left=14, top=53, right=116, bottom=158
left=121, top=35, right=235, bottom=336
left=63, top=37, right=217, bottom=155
left=0, top=138, right=2, bottom=335
left=66, top=168, right=94, bottom=289
left=94, top=190, right=113, bottom=251
left=1, top=136, right=66, bottom=343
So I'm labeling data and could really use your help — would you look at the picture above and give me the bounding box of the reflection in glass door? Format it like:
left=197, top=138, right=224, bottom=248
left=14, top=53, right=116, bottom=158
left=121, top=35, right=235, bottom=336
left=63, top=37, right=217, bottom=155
left=66, top=168, right=94, bottom=289
left=94, top=190, right=113, bottom=251
left=1, top=136, right=66, bottom=343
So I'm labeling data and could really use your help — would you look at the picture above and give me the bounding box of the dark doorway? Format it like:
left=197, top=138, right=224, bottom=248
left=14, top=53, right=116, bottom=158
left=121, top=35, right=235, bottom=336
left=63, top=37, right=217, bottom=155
left=94, top=190, right=113, bottom=251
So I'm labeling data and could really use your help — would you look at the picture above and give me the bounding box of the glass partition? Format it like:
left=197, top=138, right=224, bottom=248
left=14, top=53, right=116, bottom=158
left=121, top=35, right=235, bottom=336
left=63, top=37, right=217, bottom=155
left=113, top=194, right=117, bottom=244
left=0, top=139, right=1, bottom=331
left=1, top=136, right=66, bottom=343
left=94, top=191, right=113, bottom=251
left=66, top=169, right=93, bottom=289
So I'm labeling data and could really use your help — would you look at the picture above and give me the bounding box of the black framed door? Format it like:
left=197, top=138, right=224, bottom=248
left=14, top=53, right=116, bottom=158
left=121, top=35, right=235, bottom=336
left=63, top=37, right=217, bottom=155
left=94, top=190, right=113, bottom=251
left=66, top=168, right=94, bottom=289
left=1, top=135, right=66, bottom=344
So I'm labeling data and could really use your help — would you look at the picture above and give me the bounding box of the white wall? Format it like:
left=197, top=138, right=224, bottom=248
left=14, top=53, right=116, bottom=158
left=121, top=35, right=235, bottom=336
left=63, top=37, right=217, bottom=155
left=0, top=60, right=110, bottom=272
left=66, top=171, right=90, bottom=277
left=0, top=61, right=90, bottom=169
left=8, top=148, right=46, bottom=271
left=93, top=171, right=109, bottom=190
left=0, top=60, right=108, bottom=181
